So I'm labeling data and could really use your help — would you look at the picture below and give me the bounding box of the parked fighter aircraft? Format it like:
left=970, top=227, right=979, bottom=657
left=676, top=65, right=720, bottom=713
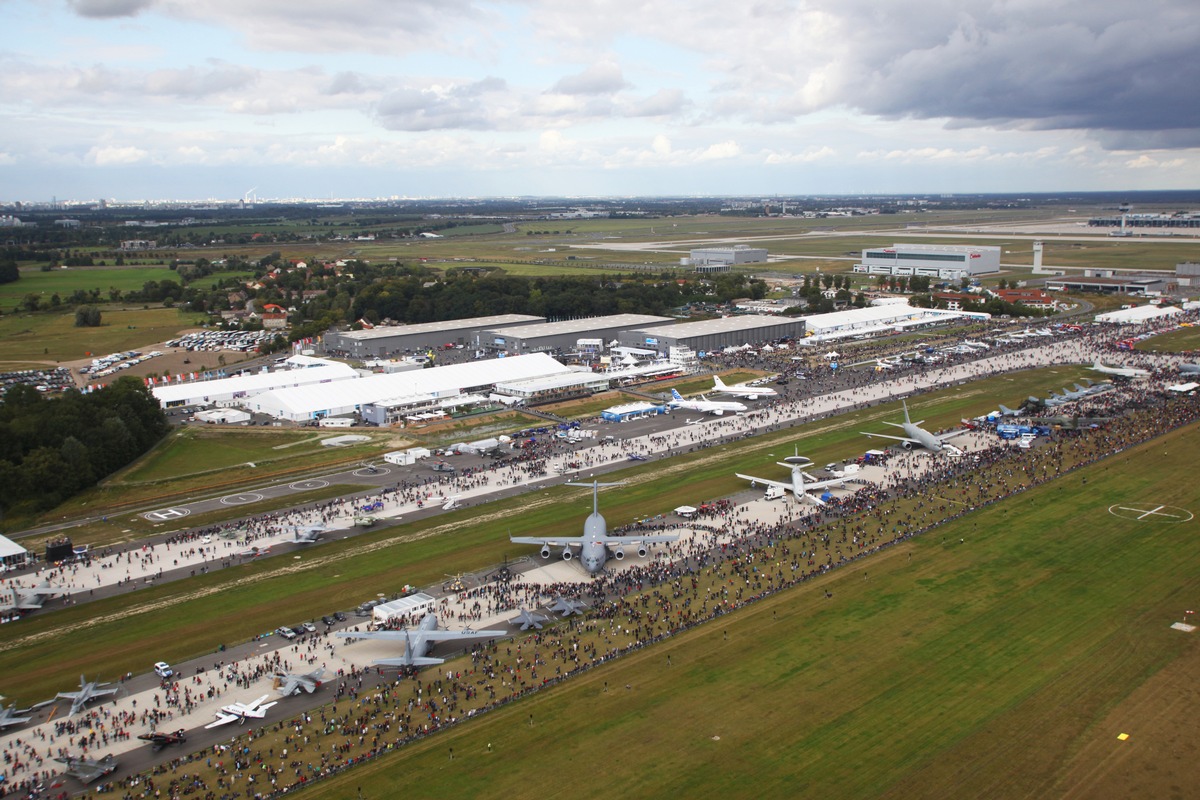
left=509, top=481, right=680, bottom=574
left=56, top=676, right=119, bottom=716
left=510, top=608, right=551, bottom=631
left=273, top=667, right=326, bottom=696
left=550, top=596, right=588, bottom=617
left=56, top=754, right=117, bottom=784
left=137, top=729, right=186, bottom=752
left=668, top=388, right=747, bottom=416
left=710, top=375, right=778, bottom=400
left=0, top=579, right=62, bottom=612
left=735, top=462, right=846, bottom=505
left=997, top=403, right=1025, bottom=417
left=861, top=400, right=967, bottom=455
left=0, top=699, right=32, bottom=729
left=1090, top=359, right=1150, bottom=378
left=205, top=694, right=278, bottom=728
left=289, top=525, right=328, bottom=544
left=335, top=613, right=503, bottom=668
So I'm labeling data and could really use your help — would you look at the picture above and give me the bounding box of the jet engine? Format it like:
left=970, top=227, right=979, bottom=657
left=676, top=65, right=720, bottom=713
left=561, top=547, right=573, bottom=561
left=637, top=545, right=648, bottom=558
left=540, top=545, right=551, bottom=559
left=901, top=441, right=913, bottom=450
left=612, top=547, right=625, bottom=561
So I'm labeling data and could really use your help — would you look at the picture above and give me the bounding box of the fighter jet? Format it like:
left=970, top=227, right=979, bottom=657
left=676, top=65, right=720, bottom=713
left=0, top=579, right=62, bottom=612
left=861, top=400, right=968, bottom=455
left=550, top=596, right=588, bottom=617
left=289, top=525, right=327, bottom=544
left=997, top=403, right=1025, bottom=417
left=0, top=699, right=32, bottom=729
left=668, top=388, right=747, bottom=416
left=510, top=608, right=551, bottom=631
left=1090, top=359, right=1150, bottom=379
left=205, top=694, right=278, bottom=728
left=137, top=729, right=187, bottom=753
left=509, top=481, right=680, bottom=574
left=272, top=667, right=326, bottom=696
left=335, top=613, right=503, bottom=668
left=710, top=375, right=778, bottom=400
left=56, top=675, right=119, bottom=716
left=56, top=754, right=117, bottom=785
left=735, top=463, right=846, bottom=505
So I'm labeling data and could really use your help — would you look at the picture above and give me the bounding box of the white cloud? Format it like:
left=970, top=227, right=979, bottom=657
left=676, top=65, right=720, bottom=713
left=764, top=146, right=835, bottom=165
left=88, top=144, right=149, bottom=165
left=549, top=61, right=628, bottom=95
left=699, top=140, right=741, bottom=160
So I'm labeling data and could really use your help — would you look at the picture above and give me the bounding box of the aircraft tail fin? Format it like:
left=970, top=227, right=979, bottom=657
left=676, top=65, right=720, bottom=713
left=670, top=388, right=683, bottom=401
left=713, top=375, right=727, bottom=389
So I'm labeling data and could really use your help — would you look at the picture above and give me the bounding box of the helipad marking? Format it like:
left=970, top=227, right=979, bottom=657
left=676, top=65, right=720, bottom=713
left=1108, top=503, right=1193, bottom=523
left=143, top=507, right=191, bottom=521
left=289, top=479, right=329, bottom=491
left=221, top=492, right=265, bottom=506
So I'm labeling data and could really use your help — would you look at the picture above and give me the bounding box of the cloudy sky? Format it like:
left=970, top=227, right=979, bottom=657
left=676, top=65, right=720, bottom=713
left=2, top=0, right=1198, bottom=201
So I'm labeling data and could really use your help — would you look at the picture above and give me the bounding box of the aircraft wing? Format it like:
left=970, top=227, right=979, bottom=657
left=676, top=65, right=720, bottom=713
left=275, top=676, right=301, bottom=695
left=735, top=473, right=790, bottom=491
left=372, top=656, right=444, bottom=667
left=936, top=429, right=970, bottom=442
left=205, top=712, right=241, bottom=729
left=509, top=536, right=588, bottom=547
left=860, top=432, right=918, bottom=445
left=418, top=629, right=504, bottom=642
left=334, top=630, right=409, bottom=640
left=601, top=534, right=678, bottom=546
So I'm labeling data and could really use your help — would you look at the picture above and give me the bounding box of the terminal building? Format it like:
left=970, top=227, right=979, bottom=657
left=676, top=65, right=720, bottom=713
left=618, top=315, right=806, bottom=355
left=853, top=244, right=1001, bottom=280
left=799, top=304, right=986, bottom=342
left=323, top=314, right=546, bottom=358
left=686, top=245, right=768, bottom=274
left=479, top=314, right=674, bottom=354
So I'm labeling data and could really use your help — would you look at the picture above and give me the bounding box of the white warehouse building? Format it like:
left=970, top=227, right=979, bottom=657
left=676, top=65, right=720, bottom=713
left=800, top=304, right=987, bottom=342
left=853, top=243, right=1001, bottom=280
left=151, top=357, right=359, bottom=409
left=244, top=353, right=574, bottom=422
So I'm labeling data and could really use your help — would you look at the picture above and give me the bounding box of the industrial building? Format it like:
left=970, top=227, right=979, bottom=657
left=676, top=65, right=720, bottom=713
left=322, top=314, right=546, bottom=359
left=492, top=371, right=611, bottom=404
left=1043, top=274, right=1176, bottom=295
left=245, top=353, right=574, bottom=422
left=853, top=244, right=1001, bottom=280
left=618, top=315, right=805, bottom=355
left=687, top=245, right=768, bottom=273
left=479, top=314, right=674, bottom=354
left=151, top=357, right=359, bottom=409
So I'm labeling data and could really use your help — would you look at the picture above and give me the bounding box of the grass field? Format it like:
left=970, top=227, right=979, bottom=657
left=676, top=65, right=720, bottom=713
left=304, top=420, right=1200, bottom=800
left=0, top=306, right=203, bottom=365
left=1135, top=325, right=1200, bottom=353
left=1, top=266, right=179, bottom=305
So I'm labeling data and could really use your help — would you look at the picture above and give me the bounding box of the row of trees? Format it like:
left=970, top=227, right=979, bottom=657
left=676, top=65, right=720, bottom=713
left=0, top=378, right=169, bottom=513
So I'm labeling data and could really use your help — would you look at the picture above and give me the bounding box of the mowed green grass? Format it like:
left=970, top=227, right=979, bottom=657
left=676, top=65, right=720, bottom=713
left=0, top=266, right=178, bottom=305
left=1136, top=325, right=1200, bottom=353
left=0, top=306, right=202, bottom=363
left=309, top=421, right=1200, bottom=800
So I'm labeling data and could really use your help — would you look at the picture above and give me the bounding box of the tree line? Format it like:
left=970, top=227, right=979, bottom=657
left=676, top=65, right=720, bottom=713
left=0, top=378, right=169, bottom=514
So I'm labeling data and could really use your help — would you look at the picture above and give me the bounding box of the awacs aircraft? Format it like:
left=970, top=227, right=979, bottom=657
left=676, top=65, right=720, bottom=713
left=1090, top=359, right=1150, bottom=378
left=205, top=694, right=278, bottom=728
left=668, top=388, right=747, bottom=416
left=335, top=613, right=503, bottom=668
left=861, top=400, right=967, bottom=455
left=0, top=579, right=62, bottom=612
left=736, top=462, right=846, bottom=505
left=509, top=481, right=679, bottom=574
left=273, top=667, right=326, bottom=696
left=56, top=754, right=118, bottom=785
left=137, top=729, right=186, bottom=752
left=56, top=676, right=119, bottom=716
left=710, top=375, right=778, bottom=400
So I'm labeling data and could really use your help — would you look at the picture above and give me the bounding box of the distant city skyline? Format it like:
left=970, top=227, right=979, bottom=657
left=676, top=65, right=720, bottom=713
left=2, top=1, right=1197, bottom=202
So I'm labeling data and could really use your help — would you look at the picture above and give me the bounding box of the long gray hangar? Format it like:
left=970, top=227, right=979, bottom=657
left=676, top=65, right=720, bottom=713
left=735, top=460, right=846, bottom=505
left=509, top=481, right=680, bottom=574
left=335, top=613, right=504, bottom=668
left=861, top=400, right=968, bottom=455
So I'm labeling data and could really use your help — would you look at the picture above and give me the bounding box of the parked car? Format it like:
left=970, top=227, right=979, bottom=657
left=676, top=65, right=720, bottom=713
left=276, top=626, right=297, bottom=640
left=300, top=622, right=317, bottom=634
left=153, top=661, right=174, bottom=679
left=321, top=615, right=336, bottom=626
left=333, top=611, right=347, bottom=622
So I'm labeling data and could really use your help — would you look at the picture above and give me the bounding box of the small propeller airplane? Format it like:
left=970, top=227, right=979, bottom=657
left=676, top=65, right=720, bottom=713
left=205, top=694, right=279, bottom=729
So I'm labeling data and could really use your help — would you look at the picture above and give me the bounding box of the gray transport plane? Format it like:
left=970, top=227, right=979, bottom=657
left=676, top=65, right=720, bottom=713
left=335, top=613, right=504, bottom=668
left=56, top=675, right=119, bottom=716
left=861, top=400, right=967, bottom=455
left=509, top=481, right=680, bottom=574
